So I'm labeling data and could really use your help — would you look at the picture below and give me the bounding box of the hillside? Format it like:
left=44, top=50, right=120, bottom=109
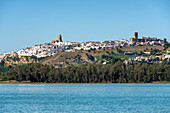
left=0, top=45, right=169, bottom=82
left=40, top=49, right=124, bottom=68
left=40, top=45, right=165, bottom=68
left=0, top=45, right=166, bottom=68
left=1, top=56, right=45, bottom=67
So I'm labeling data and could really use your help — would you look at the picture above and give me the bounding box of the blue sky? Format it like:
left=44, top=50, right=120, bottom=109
left=0, top=0, right=170, bottom=53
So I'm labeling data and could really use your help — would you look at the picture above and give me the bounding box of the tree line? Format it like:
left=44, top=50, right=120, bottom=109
left=2, top=60, right=169, bottom=83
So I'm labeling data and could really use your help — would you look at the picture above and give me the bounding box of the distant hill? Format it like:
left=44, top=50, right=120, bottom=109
left=40, top=45, right=165, bottom=68
left=1, top=45, right=169, bottom=83
left=0, top=45, right=166, bottom=68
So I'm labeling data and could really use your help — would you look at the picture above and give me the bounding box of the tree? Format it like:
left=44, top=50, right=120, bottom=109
left=3, top=61, right=170, bottom=83
left=112, top=58, right=122, bottom=64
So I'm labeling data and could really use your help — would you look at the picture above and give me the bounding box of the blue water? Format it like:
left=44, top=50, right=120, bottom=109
left=0, top=83, right=170, bottom=113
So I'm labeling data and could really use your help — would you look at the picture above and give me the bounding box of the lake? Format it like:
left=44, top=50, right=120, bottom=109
left=0, top=83, right=170, bottom=112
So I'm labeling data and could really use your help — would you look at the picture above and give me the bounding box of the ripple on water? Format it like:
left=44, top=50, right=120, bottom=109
left=0, top=83, right=170, bottom=112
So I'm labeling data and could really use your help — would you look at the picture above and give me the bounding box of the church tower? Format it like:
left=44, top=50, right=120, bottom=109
left=134, top=32, right=138, bottom=39
left=58, top=34, right=62, bottom=42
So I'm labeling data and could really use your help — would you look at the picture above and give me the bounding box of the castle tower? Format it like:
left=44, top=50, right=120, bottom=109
left=134, top=32, right=138, bottom=39
left=58, top=34, right=62, bottom=42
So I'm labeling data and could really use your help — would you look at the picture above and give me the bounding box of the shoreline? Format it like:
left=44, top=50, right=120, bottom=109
left=0, top=80, right=170, bottom=83
left=0, top=80, right=45, bottom=83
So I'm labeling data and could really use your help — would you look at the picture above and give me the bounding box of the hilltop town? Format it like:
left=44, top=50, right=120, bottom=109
left=0, top=32, right=170, bottom=83
left=0, top=32, right=169, bottom=66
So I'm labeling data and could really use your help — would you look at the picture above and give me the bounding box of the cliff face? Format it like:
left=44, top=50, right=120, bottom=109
left=4, top=56, right=38, bottom=66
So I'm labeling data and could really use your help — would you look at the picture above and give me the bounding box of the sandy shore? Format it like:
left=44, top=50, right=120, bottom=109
left=0, top=80, right=31, bottom=83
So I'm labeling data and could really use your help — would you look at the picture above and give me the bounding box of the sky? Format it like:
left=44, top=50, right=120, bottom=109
left=0, top=0, right=170, bottom=53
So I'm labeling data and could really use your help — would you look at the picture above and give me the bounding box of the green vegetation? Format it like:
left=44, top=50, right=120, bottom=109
left=86, top=53, right=95, bottom=61
left=1, top=61, right=169, bottom=83
left=164, top=43, right=170, bottom=50
left=37, top=45, right=169, bottom=68
left=0, top=60, right=11, bottom=77
left=6, top=56, right=20, bottom=62
left=0, top=61, right=31, bottom=81
left=0, top=45, right=169, bottom=82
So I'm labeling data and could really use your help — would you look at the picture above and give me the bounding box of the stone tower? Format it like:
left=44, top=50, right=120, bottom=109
left=58, top=34, right=62, bottom=42
left=134, top=32, right=138, bottom=39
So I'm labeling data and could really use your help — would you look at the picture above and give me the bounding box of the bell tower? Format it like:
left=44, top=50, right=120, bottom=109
left=58, top=34, right=62, bottom=42
left=134, top=32, right=138, bottom=39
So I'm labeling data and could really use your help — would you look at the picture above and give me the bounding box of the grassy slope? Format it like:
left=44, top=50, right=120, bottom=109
left=40, top=45, right=165, bottom=68
left=122, top=45, right=164, bottom=52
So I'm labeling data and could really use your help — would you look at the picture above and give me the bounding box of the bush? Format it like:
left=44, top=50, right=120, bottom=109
left=101, top=55, right=106, bottom=59
left=86, top=53, right=95, bottom=61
